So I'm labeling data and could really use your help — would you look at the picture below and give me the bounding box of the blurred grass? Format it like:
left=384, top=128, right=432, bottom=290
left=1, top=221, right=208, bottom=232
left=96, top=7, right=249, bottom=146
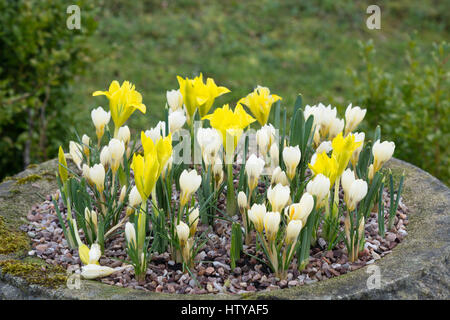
left=68, top=0, right=448, bottom=175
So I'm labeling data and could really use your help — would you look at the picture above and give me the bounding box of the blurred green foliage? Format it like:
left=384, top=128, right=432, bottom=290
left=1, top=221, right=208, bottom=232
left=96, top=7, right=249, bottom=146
left=0, top=0, right=97, bottom=179
left=350, top=39, right=449, bottom=185
left=1, top=0, right=448, bottom=185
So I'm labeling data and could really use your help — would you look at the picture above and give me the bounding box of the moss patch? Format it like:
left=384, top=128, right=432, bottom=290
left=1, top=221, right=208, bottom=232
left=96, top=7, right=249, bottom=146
left=15, top=174, right=42, bottom=185
left=0, top=259, right=67, bottom=288
left=0, top=217, right=30, bottom=254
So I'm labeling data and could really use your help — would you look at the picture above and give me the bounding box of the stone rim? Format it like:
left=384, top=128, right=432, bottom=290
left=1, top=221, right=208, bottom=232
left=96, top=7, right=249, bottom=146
left=0, top=158, right=449, bottom=299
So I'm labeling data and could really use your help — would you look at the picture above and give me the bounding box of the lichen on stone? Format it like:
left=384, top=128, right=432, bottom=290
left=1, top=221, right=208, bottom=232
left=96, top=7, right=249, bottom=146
left=0, top=217, right=30, bottom=254
left=14, top=174, right=42, bottom=185
left=0, top=259, right=67, bottom=288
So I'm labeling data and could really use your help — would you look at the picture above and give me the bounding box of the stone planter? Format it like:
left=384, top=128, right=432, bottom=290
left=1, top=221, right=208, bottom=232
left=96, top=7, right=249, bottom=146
left=0, top=158, right=448, bottom=300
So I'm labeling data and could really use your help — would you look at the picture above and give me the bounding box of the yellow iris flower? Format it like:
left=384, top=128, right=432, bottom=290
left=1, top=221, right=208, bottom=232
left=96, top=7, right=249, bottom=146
left=177, top=73, right=230, bottom=120
left=202, top=104, right=255, bottom=156
left=93, top=80, right=146, bottom=133
left=131, top=131, right=173, bottom=201
left=308, top=152, right=339, bottom=187
left=238, top=86, right=282, bottom=126
left=331, top=132, right=362, bottom=176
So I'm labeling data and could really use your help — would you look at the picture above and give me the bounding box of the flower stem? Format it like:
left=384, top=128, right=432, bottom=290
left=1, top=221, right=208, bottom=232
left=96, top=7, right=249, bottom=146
left=226, top=163, right=237, bottom=216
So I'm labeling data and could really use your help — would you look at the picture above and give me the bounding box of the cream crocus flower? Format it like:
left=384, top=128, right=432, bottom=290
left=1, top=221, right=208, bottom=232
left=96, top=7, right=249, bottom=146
left=108, top=138, right=125, bottom=173
left=84, top=208, right=98, bottom=233
left=82, top=134, right=90, bottom=157
left=269, top=143, right=279, bottom=168
left=179, top=169, right=202, bottom=207
left=306, top=173, right=330, bottom=208
left=91, top=106, right=111, bottom=142
left=188, top=208, right=200, bottom=237
left=245, top=154, right=265, bottom=192
left=270, top=166, right=289, bottom=187
left=316, top=140, right=332, bottom=154
left=118, top=185, right=127, bottom=204
left=82, top=164, right=91, bottom=184
left=145, top=121, right=166, bottom=143
left=99, top=146, right=111, bottom=169
left=350, top=132, right=365, bottom=169
left=341, top=168, right=356, bottom=205
left=264, top=211, right=280, bottom=242
left=285, top=219, right=303, bottom=245
left=267, top=183, right=290, bottom=213
left=176, top=221, right=190, bottom=247
left=344, top=104, right=366, bottom=135
left=256, top=124, right=276, bottom=156
left=346, top=179, right=368, bottom=211
left=81, top=264, right=118, bottom=280
left=197, top=127, right=222, bottom=165
left=282, top=145, right=301, bottom=180
left=169, top=109, right=186, bottom=133
left=125, top=222, right=136, bottom=247
left=238, top=191, right=247, bottom=213
left=372, top=140, right=395, bottom=173
left=166, top=89, right=184, bottom=112
left=212, top=158, right=224, bottom=187
left=248, top=203, right=266, bottom=233
left=69, top=141, right=83, bottom=169
left=117, top=125, right=131, bottom=147
left=89, top=164, right=105, bottom=193
left=286, top=192, right=314, bottom=225
left=328, top=117, right=345, bottom=140
left=79, top=243, right=101, bottom=265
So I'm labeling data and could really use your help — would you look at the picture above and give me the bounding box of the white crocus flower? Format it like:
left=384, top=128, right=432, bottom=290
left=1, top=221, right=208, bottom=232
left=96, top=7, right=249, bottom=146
left=316, top=141, right=332, bottom=154
left=271, top=166, right=289, bottom=187
left=345, top=104, right=366, bottom=135
left=238, top=191, right=247, bottom=213
left=282, top=145, right=301, bottom=180
left=69, top=141, right=83, bottom=169
left=188, top=208, right=200, bottom=237
left=82, top=134, right=90, bottom=157
left=267, top=183, right=290, bottom=213
left=129, top=186, right=142, bottom=208
left=285, top=219, right=303, bottom=245
left=197, top=128, right=222, bottom=165
left=125, top=222, right=136, bottom=247
left=245, top=154, right=265, bottom=192
left=285, top=192, right=314, bottom=225
left=108, top=138, right=125, bottom=173
left=264, top=211, right=281, bottom=242
left=176, top=221, right=190, bottom=246
left=81, top=264, right=117, bottom=280
left=306, top=174, right=330, bottom=208
left=269, top=143, right=279, bottom=168
left=169, top=109, right=186, bottom=133
left=372, top=140, right=395, bottom=172
left=248, top=203, right=266, bottom=233
left=89, top=164, right=105, bottom=193
left=351, top=132, right=365, bottom=168
left=117, top=126, right=131, bottom=146
left=328, top=117, right=345, bottom=139
left=91, top=106, right=111, bottom=141
left=166, top=89, right=184, bottom=111
left=179, top=169, right=202, bottom=207
left=89, top=243, right=102, bottom=264
left=346, top=179, right=368, bottom=211
left=99, top=146, right=111, bottom=169
left=145, top=121, right=166, bottom=143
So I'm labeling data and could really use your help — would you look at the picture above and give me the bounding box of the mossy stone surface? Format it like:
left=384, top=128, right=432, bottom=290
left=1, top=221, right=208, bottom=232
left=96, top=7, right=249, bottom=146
left=0, top=158, right=449, bottom=299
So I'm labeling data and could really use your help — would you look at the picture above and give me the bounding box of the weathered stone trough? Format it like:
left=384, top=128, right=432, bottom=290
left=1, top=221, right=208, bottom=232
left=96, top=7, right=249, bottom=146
left=0, top=158, right=448, bottom=299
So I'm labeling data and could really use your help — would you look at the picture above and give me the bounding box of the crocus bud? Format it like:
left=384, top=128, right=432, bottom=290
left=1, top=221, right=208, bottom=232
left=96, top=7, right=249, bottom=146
left=100, top=146, right=111, bottom=169
left=346, top=179, right=368, bottom=211
left=91, top=106, right=111, bottom=141
left=267, top=183, right=290, bottom=213
left=179, top=169, right=202, bottom=207
left=358, top=217, right=365, bottom=240
left=82, top=134, right=90, bottom=157
left=372, top=140, right=395, bottom=172
left=90, top=164, right=105, bottom=193
left=188, top=208, right=199, bottom=237
left=271, top=166, right=289, bottom=187
left=81, top=264, right=116, bottom=280
left=176, top=221, right=190, bottom=247
left=166, top=89, right=183, bottom=111
left=368, top=164, right=374, bottom=181
left=169, top=110, right=186, bottom=133
left=248, top=203, right=266, bottom=233
left=282, top=146, right=301, bottom=180
left=285, top=219, right=303, bottom=245
left=117, top=126, right=130, bottom=147
left=345, top=104, right=366, bottom=135
left=341, top=168, right=356, bottom=196
left=256, top=128, right=270, bottom=156
left=84, top=207, right=98, bottom=233
left=306, top=174, right=330, bottom=208
left=212, top=158, right=224, bottom=187
left=264, top=211, right=280, bottom=242
left=269, top=143, right=279, bottom=168
left=69, top=141, right=83, bottom=169
left=245, top=154, right=265, bottom=191
left=125, top=222, right=136, bottom=247
left=351, top=132, right=365, bottom=168
left=108, top=138, right=125, bottom=173
left=238, top=191, right=247, bottom=214
left=118, top=185, right=127, bottom=204
left=127, top=186, right=142, bottom=216
left=82, top=164, right=91, bottom=184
